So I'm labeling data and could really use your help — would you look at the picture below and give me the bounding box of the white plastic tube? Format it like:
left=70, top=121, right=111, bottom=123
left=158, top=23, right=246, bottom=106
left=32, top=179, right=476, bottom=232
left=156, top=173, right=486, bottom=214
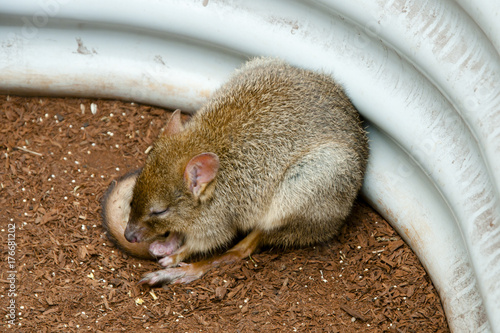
left=364, top=124, right=488, bottom=332
left=1, top=1, right=499, bottom=331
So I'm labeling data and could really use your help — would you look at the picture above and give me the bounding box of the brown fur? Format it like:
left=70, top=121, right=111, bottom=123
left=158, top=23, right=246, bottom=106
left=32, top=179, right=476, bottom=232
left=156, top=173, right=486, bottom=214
left=118, top=58, right=368, bottom=284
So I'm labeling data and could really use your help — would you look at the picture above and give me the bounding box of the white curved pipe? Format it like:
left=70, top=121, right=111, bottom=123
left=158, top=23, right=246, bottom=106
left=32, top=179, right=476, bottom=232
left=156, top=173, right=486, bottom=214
left=364, top=124, right=488, bottom=332
left=0, top=15, right=244, bottom=111
left=1, top=1, right=499, bottom=331
left=453, top=0, right=500, bottom=55
left=315, top=0, right=500, bottom=198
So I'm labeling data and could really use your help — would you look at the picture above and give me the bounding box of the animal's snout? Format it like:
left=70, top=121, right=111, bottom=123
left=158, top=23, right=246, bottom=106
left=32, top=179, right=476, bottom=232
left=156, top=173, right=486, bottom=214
left=124, top=223, right=141, bottom=243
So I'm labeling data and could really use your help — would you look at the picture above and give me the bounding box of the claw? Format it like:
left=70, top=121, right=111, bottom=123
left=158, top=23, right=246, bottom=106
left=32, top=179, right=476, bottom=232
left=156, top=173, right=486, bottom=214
left=137, top=277, right=151, bottom=285
left=137, top=271, right=164, bottom=286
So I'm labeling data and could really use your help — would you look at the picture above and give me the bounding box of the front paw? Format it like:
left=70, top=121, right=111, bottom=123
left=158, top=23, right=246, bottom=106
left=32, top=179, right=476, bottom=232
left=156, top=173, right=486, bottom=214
left=157, top=248, right=187, bottom=267
left=158, top=255, right=177, bottom=267
left=138, top=264, right=204, bottom=286
left=149, top=241, right=171, bottom=258
left=148, top=232, right=183, bottom=258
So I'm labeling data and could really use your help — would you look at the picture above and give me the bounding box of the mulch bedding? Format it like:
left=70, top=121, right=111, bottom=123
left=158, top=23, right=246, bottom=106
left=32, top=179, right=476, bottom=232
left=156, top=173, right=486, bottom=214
left=0, top=95, right=448, bottom=332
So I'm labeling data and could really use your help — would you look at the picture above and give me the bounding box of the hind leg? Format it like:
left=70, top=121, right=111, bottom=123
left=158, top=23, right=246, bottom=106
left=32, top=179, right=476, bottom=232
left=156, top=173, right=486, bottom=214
left=138, top=229, right=263, bottom=285
left=259, top=142, right=364, bottom=247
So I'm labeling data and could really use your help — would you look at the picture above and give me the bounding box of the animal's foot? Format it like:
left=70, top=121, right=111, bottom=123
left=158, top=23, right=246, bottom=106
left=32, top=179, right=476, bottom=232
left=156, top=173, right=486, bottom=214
left=138, top=263, right=205, bottom=286
left=158, top=255, right=177, bottom=267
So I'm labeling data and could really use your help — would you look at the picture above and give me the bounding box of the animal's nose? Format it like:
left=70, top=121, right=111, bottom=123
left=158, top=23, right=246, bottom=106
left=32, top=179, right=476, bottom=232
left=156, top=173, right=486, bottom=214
left=125, top=232, right=138, bottom=243
left=124, top=224, right=140, bottom=243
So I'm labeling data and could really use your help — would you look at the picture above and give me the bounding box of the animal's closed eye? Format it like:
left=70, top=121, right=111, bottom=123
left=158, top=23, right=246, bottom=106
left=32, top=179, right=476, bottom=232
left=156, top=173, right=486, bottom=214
left=150, top=207, right=170, bottom=217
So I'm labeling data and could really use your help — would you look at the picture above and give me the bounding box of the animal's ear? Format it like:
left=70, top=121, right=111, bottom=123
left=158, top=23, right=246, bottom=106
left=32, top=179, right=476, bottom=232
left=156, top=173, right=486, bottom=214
left=161, top=109, right=183, bottom=137
left=184, top=153, right=220, bottom=200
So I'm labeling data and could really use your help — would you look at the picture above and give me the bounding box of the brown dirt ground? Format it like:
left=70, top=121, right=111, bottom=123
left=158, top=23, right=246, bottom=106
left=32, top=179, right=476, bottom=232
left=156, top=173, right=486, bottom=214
left=0, top=95, right=449, bottom=332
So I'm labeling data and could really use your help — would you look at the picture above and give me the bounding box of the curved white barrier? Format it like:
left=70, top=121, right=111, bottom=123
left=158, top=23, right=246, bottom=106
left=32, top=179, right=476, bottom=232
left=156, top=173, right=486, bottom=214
left=1, top=1, right=499, bottom=331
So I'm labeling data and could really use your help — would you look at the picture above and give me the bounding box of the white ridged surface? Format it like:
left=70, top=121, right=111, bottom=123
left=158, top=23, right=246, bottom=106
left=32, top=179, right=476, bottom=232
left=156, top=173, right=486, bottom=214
left=1, top=1, right=499, bottom=331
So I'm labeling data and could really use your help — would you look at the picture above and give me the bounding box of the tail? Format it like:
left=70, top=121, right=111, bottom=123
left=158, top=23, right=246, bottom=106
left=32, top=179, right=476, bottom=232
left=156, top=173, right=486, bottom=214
left=100, top=169, right=154, bottom=259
